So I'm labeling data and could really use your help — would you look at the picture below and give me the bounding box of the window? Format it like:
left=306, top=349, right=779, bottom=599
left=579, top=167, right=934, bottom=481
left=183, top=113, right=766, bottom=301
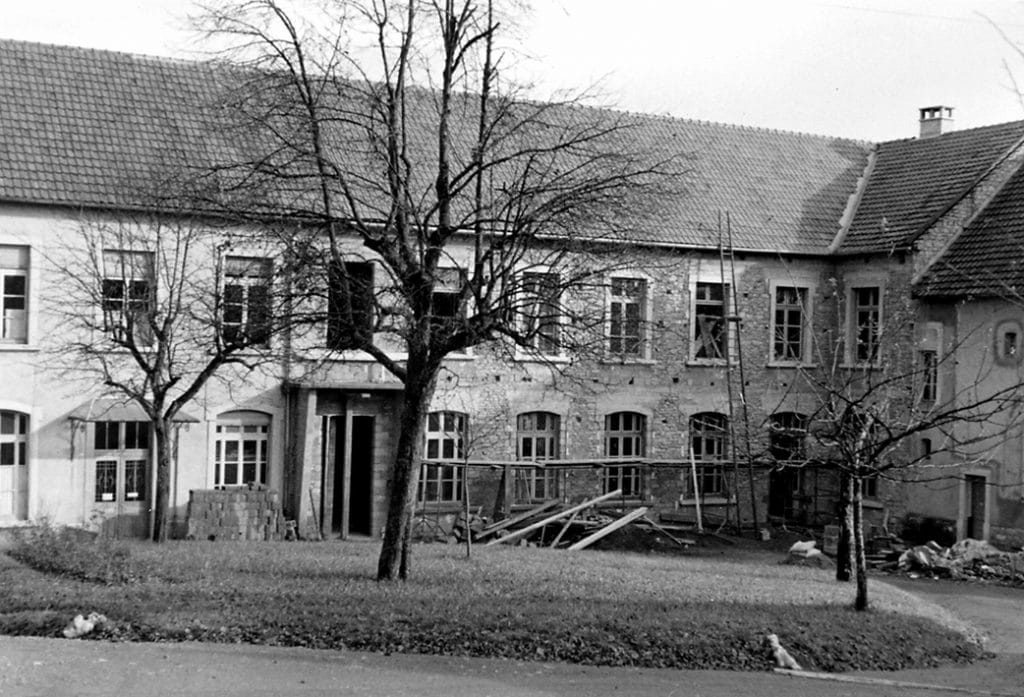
left=93, top=421, right=149, bottom=503
left=694, top=282, right=728, bottom=360
left=0, top=411, right=28, bottom=470
left=420, top=411, right=466, bottom=503
left=608, top=277, right=647, bottom=357
left=603, top=411, right=645, bottom=497
left=102, top=250, right=154, bottom=344
left=862, top=473, right=879, bottom=499
left=771, top=286, right=808, bottom=362
left=919, top=350, right=937, bottom=402
left=0, top=246, right=28, bottom=344
left=515, top=412, right=560, bottom=502
left=850, top=286, right=881, bottom=363
left=994, top=320, right=1022, bottom=365
left=327, top=261, right=374, bottom=349
left=689, top=412, right=728, bottom=497
left=521, top=272, right=560, bottom=356
left=768, top=412, right=807, bottom=462
left=0, top=411, right=28, bottom=520
left=222, top=256, right=271, bottom=347
left=214, top=412, right=270, bottom=487
left=920, top=437, right=933, bottom=461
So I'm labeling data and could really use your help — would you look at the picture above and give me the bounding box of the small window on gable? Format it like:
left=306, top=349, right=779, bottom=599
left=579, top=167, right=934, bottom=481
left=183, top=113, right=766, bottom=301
left=995, top=320, right=1022, bottom=365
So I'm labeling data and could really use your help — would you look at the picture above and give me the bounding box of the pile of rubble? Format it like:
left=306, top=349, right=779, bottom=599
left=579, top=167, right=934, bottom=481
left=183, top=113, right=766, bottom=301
left=888, top=538, right=1024, bottom=584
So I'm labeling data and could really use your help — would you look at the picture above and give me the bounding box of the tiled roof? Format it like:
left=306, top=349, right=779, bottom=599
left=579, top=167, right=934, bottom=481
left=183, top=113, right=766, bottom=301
left=839, top=121, right=1024, bottom=254
left=0, top=39, right=870, bottom=253
left=915, top=163, right=1024, bottom=299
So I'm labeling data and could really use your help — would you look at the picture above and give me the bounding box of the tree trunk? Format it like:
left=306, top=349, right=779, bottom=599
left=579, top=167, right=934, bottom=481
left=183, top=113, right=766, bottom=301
left=852, top=477, right=869, bottom=610
left=151, top=417, right=172, bottom=543
left=377, top=370, right=436, bottom=581
left=836, top=472, right=853, bottom=582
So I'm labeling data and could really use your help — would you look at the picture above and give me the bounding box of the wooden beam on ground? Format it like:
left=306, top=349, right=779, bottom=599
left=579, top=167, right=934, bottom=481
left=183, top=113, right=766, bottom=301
left=549, top=510, right=580, bottom=548
left=567, top=507, right=649, bottom=551
left=638, top=516, right=695, bottom=548
left=476, top=499, right=561, bottom=540
left=485, top=490, right=622, bottom=547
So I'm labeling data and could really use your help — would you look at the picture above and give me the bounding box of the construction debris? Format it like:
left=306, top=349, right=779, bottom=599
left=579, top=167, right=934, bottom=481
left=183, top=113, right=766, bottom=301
left=766, top=633, right=802, bottom=671
left=63, top=612, right=107, bottom=639
left=781, top=539, right=833, bottom=568
left=893, top=538, right=1024, bottom=583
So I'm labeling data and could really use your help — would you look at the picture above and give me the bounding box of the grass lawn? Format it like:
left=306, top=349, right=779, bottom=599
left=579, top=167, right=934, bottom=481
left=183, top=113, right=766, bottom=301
left=0, top=536, right=985, bottom=672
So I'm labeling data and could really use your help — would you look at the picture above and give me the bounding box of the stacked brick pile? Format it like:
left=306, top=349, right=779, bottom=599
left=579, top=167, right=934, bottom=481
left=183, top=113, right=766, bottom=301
left=187, top=487, right=283, bottom=541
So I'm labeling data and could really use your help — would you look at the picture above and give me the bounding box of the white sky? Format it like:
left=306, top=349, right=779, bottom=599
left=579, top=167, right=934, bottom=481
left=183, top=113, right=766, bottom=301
left=7, top=0, right=1024, bottom=141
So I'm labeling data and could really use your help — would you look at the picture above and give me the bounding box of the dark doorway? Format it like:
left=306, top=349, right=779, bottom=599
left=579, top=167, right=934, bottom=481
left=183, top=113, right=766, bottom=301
left=348, top=415, right=374, bottom=535
left=768, top=469, right=796, bottom=520
left=965, top=475, right=986, bottom=540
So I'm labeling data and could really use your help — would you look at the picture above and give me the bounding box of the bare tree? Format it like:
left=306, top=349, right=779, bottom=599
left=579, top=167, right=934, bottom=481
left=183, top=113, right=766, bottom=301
left=792, top=281, right=1024, bottom=610
left=45, top=208, right=306, bottom=542
left=194, top=0, right=681, bottom=579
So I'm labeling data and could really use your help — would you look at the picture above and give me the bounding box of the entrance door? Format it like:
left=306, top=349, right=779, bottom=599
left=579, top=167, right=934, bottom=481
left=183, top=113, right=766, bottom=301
left=93, top=422, right=150, bottom=538
left=0, top=411, right=29, bottom=521
left=348, top=415, right=374, bottom=535
left=768, top=469, right=796, bottom=520
left=965, top=475, right=987, bottom=540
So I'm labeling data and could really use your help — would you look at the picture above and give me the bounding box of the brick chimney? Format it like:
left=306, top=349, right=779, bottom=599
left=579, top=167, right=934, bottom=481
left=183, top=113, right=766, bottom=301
left=919, top=106, right=954, bottom=138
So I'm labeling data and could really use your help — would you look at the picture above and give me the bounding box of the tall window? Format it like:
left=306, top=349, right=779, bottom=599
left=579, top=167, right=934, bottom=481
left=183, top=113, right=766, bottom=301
left=0, top=246, right=28, bottom=344
left=768, top=412, right=807, bottom=462
left=327, top=261, right=374, bottom=349
left=603, top=411, right=645, bottom=497
left=772, top=286, right=807, bottom=362
left=93, top=420, right=149, bottom=502
left=102, top=250, right=154, bottom=344
left=608, top=278, right=647, bottom=356
left=214, top=411, right=270, bottom=487
left=521, top=272, right=560, bottom=356
left=222, top=256, right=271, bottom=346
left=919, top=349, right=938, bottom=402
left=420, top=411, right=466, bottom=503
left=690, top=412, right=728, bottom=496
left=515, top=412, right=560, bottom=502
left=694, top=282, right=728, bottom=360
left=0, top=410, right=28, bottom=519
left=851, top=286, right=881, bottom=363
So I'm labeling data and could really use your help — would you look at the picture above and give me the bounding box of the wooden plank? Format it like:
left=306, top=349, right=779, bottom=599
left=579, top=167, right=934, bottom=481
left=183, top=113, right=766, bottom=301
left=549, top=510, right=580, bottom=548
left=637, top=516, right=695, bottom=548
left=476, top=499, right=561, bottom=540
left=485, top=490, right=622, bottom=547
left=567, top=507, right=649, bottom=551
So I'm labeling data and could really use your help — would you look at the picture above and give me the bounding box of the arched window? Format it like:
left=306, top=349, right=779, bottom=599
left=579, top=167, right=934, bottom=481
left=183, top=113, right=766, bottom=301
left=214, top=410, right=270, bottom=487
left=515, top=412, right=560, bottom=502
left=690, top=412, right=728, bottom=497
left=0, top=410, right=28, bottom=519
left=420, top=411, right=467, bottom=503
left=603, top=411, right=645, bottom=497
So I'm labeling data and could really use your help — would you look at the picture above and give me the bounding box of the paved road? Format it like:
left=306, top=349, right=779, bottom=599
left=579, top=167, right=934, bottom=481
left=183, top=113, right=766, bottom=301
left=1, top=577, right=1022, bottom=697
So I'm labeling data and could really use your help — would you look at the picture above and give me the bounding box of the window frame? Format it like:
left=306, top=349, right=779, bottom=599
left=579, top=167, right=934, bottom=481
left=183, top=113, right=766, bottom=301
left=688, top=412, right=729, bottom=499
left=92, top=420, right=150, bottom=503
left=101, top=249, right=155, bottom=346
left=519, top=271, right=562, bottom=358
left=768, top=412, right=808, bottom=462
left=768, top=282, right=812, bottom=365
left=602, top=411, right=646, bottom=498
left=213, top=411, right=270, bottom=488
left=846, top=282, right=884, bottom=365
left=420, top=410, right=467, bottom=504
left=514, top=411, right=561, bottom=502
left=327, top=259, right=375, bottom=350
left=606, top=275, right=651, bottom=360
left=0, top=245, right=29, bottom=345
left=222, top=255, right=272, bottom=348
left=994, top=319, right=1022, bottom=366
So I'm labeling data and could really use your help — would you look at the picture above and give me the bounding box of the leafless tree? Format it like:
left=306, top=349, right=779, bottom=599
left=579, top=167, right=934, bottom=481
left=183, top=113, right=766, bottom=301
left=45, top=207, right=307, bottom=542
left=194, top=0, right=681, bottom=579
left=791, top=280, right=1024, bottom=610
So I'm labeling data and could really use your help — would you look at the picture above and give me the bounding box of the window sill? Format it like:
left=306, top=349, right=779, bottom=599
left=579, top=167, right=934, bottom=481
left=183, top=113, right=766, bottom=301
left=0, top=344, right=38, bottom=352
left=686, top=359, right=731, bottom=367
left=766, top=361, right=816, bottom=369
left=600, top=357, right=657, bottom=366
left=514, top=354, right=572, bottom=364
left=679, top=496, right=734, bottom=506
left=839, top=363, right=882, bottom=371
left=862, top=499, right=884, bottom=509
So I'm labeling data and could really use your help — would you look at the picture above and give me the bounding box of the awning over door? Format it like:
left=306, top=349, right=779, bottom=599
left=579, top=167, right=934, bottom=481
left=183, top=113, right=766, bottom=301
left=67, top=398, right=200, bottom=423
